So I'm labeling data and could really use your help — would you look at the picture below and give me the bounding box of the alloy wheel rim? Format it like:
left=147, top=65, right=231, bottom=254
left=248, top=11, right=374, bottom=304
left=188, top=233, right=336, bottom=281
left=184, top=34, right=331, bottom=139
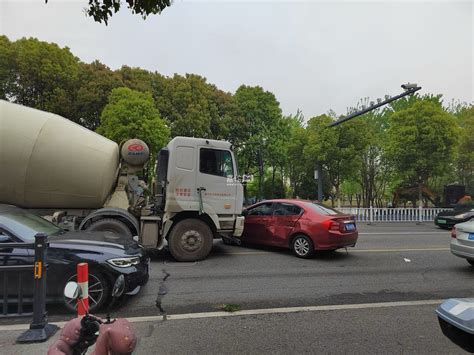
left=65, top=273, right=105, bottom=309
left=294, top=238, right=310, bottom=256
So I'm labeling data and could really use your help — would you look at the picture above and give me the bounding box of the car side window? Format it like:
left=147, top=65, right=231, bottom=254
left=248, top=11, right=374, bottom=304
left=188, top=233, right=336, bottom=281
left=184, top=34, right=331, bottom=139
left=200, top=148, right=234, bottom=178
left=273, top=203, right=302, bottom=216
left=247, top=203, right=274, bottom=216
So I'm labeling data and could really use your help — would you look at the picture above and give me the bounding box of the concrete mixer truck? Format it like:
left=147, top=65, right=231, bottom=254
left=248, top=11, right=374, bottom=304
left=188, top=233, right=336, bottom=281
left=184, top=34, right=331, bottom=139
left=0, top=100, right=245, bottom=261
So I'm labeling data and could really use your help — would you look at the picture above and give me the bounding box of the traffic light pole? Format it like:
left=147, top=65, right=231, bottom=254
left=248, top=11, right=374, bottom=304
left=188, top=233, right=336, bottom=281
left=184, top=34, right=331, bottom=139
left=316, top=84, right=422, bottom=202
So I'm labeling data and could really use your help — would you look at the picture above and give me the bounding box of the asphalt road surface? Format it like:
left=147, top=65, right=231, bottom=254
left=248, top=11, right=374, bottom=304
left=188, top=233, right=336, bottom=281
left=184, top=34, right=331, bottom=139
left=2, top=222, right=472, bottom=354
left=118, top=222, right=472, bottom=317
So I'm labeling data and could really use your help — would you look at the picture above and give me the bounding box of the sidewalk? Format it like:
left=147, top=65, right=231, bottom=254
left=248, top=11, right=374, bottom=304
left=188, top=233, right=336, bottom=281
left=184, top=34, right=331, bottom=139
left=0, top=303, right=464, bottom=354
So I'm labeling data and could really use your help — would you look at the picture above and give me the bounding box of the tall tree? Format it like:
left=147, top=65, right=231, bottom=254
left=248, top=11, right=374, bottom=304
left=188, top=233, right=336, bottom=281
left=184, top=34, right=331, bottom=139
left=455, top=105, right=474, bottom=193
left=75, top=60, right=123, bottom=130
left=386, top=101, right=460, bottom=191
left=154, top=73, right=231, bottom=139
left=233, top=85, right=282, bottom=199
left=0, top=35, right=15, bottom=100
left=97, top=87, right=170, bottom=156
left=2, top=37, right=80, bottom=118
left=45, top=0, right=172, bottom=25
left=305, top=114, right=367, bottom=206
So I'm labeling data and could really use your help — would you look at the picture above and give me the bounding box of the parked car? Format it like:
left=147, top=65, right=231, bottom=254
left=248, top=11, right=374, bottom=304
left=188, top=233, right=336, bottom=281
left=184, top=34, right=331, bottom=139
left=435, top=201, right=474, bottom=229
left=450, top=219, right=474, bottom=267
left=0, top=204, right=149, bottom=312
left=241, top=199, right=358, bottom=258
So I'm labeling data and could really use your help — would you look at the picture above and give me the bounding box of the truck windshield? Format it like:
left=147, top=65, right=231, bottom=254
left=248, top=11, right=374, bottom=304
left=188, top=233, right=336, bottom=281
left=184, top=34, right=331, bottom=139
left=200, top=148, right=234, bottom=178
left=0, top=210, right=64, bottom=242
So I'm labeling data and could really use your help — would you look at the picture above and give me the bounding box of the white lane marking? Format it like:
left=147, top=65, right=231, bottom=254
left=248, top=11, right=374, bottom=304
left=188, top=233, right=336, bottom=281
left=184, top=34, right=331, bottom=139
left=226, top=247, right=449, bottom=255
left=0, top=299, right=444, bottom=331
left=404, top=258, right=411, bottom=262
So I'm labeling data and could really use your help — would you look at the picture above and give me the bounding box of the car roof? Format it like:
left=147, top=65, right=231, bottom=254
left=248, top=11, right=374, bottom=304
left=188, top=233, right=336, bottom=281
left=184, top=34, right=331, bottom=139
left=248, top=199, right=313, bottom=208
left=0, top=204, right=23, bottom=213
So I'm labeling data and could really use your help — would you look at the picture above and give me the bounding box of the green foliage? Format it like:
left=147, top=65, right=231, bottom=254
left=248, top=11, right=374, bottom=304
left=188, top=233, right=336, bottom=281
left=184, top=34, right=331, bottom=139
left=154, top=73, right=232, bottom=139
left=75, top=60, right=124, bottom=130
left=304, top=114, right=367, bottom=206
left=45, top=0, right=172, bottom=25
left=232, top=85, right=283, bottom=199
left=2, top=34, right=472, bottom=205
left=386, top=101, right=460, bottom=185
left=97, top=87, right=170, bottom=156
left=3, top=37, right=80, bottom=118
left=0, top=35, right=15, bottom=100
left=455, top=105, right=474, bottom=193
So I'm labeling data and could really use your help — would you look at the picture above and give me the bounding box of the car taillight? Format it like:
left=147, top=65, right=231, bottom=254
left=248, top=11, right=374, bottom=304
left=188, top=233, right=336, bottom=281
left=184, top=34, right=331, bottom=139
left=451, top=227, right=457, bottom=238
left=328, top=221, right=341, bottom=231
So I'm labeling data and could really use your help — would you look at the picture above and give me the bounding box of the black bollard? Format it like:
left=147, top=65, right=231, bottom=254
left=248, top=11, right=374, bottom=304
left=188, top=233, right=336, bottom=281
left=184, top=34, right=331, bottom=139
left=17, top=233, right=59, bottom=343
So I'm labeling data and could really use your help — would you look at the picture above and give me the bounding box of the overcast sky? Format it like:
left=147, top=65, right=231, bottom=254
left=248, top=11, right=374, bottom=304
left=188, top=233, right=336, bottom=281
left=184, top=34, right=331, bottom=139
left=1, top=0, right=472, bottom=118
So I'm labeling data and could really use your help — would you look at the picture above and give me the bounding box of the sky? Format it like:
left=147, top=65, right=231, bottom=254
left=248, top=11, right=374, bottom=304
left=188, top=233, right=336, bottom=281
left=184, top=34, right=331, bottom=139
left=1, top=0, right=472, bottom=119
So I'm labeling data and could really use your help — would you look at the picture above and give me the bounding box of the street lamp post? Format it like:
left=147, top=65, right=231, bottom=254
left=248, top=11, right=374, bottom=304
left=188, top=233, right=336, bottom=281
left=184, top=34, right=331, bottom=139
left=318, top=83, right=422, bottom=205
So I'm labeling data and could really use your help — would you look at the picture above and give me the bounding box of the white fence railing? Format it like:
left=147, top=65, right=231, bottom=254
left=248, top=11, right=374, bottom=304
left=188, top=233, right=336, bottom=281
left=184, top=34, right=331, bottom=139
left=337, top=207, right=452, bottom=223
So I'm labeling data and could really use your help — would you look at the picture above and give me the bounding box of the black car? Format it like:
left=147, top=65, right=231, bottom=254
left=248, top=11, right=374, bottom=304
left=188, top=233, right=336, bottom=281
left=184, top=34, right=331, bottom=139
left=0, top=204, right=149, bottom=312
left=434, top=202, right=474, bottom=229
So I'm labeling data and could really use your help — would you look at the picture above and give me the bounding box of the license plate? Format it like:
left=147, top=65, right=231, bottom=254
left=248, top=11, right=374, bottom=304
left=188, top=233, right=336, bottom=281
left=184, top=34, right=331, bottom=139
left=437, top=219, right=446, bottom=224
left=468, top=233, right=474, bottom=241
left=345, top=223, right=355, bottom=231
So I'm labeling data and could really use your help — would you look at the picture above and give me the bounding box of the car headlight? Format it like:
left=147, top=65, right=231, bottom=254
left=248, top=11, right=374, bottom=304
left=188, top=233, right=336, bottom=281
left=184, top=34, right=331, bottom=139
left=107, top=257, right=140, bottom=268
left=454, top=213, right=468, bottom=218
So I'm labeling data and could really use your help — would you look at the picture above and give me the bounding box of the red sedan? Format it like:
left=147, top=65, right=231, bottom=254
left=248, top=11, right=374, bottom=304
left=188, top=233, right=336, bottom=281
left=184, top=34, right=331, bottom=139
left=241, top=199, right=358, bottom=258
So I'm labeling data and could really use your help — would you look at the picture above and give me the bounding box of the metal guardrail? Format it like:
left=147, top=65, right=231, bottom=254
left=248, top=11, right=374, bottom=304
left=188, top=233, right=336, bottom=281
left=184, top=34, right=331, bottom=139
left=338, top=207, right=451, bottom=223
left=0, top=233, right=58, bottom=342
left=1, top=264, right=34, bottom=318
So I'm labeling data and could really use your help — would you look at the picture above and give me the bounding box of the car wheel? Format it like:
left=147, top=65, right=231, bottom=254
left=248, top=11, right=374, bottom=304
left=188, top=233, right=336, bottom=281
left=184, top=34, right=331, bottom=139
left=468, top=260, right=474, bottom=266
left=63, top=271, right=110, bottom=313
left=168, top=219, right=213, bottom=262
left=87, top=218, right=133, bottom=238
left=291, top=235, right=314, bottom=259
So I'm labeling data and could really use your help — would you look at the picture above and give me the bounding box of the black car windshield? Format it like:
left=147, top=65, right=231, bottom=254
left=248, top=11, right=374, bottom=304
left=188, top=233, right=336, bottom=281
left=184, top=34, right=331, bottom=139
left=305, top=202, right=340, bottom=215
left=0, top=210, right=63, bottom=241
left=454, top=202, right=474, bottom=212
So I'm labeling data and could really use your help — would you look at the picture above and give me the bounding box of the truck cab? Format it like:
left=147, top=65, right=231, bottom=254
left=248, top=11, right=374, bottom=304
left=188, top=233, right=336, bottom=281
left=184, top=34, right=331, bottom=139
left=142, top=137, right=244, bottom=261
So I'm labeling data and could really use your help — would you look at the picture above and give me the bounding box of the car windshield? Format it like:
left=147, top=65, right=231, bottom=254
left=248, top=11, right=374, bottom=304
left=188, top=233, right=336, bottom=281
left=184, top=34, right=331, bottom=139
left=0, top=210, right=64, bottom=242
left=454, top=202, right=474, bottom=212
left=305, top=202, right=341, bottom=215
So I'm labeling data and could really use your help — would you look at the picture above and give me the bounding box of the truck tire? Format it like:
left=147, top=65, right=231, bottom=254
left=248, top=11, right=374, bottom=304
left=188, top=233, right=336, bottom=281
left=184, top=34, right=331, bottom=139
left=168, top=219, right=213, bottom=262
left=86, top=218, right=133, bottom=238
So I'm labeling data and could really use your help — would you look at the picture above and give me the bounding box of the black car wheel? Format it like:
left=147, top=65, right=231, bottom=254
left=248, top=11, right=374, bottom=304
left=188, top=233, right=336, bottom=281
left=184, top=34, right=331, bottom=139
left=291, top=235, right=314, bottom=259
left=63, top=271, right=110, bottom=313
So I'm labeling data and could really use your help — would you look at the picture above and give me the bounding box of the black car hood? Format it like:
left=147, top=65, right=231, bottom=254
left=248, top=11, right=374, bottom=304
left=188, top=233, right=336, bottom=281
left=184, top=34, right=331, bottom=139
left=49, top=231, right=142, bottom=256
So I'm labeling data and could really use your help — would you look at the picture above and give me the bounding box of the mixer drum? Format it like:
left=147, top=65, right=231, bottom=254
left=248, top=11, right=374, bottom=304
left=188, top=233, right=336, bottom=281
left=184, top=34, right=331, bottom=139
left=0, top=100, right=120, bottom=208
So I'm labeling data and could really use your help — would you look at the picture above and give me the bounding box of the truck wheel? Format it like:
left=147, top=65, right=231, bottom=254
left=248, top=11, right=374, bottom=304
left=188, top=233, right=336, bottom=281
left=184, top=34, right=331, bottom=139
left=87, top=218, right=133, bottom=238
left=168, top=219, right=213, bottom=262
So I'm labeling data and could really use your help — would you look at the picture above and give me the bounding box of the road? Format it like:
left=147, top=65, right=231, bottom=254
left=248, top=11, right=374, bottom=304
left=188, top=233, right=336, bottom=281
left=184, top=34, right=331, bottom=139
left=2, top=222, right=472, bottom=354
left=117, top=222, right=472, bottom=317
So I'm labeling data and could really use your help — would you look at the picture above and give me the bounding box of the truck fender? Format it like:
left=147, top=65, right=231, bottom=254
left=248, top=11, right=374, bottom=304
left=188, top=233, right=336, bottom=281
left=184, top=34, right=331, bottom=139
left=78, top=208, right=140, bottom=235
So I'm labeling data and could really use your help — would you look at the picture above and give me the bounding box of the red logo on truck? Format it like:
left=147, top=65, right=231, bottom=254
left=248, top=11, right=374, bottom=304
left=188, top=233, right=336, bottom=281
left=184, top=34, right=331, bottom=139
left=128, top=144, right=144, bottom=152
